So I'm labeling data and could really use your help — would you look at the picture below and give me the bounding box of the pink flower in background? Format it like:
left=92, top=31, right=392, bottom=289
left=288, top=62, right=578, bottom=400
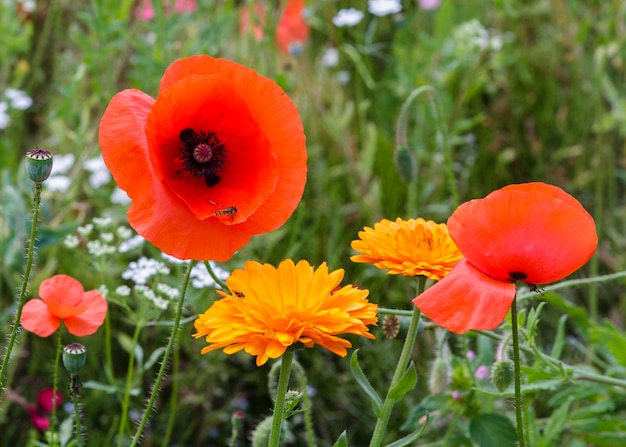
left=134, top=0, right=197, bottom=21
left=276, top=0, right=310, bottom=55
left=419, top=0, right=441, bottom=10
left=240, top=3, right=267, bottom=41
left=4, top=388, right=62, bottom=431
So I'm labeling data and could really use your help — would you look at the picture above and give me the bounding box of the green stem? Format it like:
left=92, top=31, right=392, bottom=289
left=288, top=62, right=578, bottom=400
left=130, top=261, right=194, bottom=447
left=160, top=334, right=180, bottom=447
left=117, top=320, right=144, bottom=446
left=51, top=329, right=62, bottom=447
left=268, top=351, right=295, bottom=447
left=204, top=261, right=227, bottom=290
left=0, top=183, right=43, bottom=393
left=510, top=294, right=526, bottom=447
left=73, top=388, right=83, bottom=447
left=369, top=277, right=426, bottom=447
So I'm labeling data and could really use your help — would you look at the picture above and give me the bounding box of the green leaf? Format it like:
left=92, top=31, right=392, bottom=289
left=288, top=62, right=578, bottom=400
left=350, top=350, right=383, bottom=416
left=539, top=292, right=589, bottom=328
left=388, top=362, right=418, bottom=400
left=539, top=396, right=573, bottom=447
left=468, top=413, right=517, bottom=447
left=385, top=413, right=429, bottom=447
left=550, top=315, right=568, bottom=359
left=332, top=430, right=349, bottom=447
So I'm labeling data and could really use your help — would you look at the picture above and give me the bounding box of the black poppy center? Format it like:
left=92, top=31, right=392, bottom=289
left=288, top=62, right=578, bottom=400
left=508, top=271, right=528, bottom=282
left=179, top=128, right=226, bottom=187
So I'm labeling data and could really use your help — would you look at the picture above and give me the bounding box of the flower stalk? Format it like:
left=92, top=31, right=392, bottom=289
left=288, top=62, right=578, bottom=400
left=369, top=277, right=425, bottom=447
left=268, top=350, right=295, bottom=447
left=510, top=294, right=526, bottom=447
left=0, top=181, right=43, bottom=392
left=130, top=261, right=194, bottom=447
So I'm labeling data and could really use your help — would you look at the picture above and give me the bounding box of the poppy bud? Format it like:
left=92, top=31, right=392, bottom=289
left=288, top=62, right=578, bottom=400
left=26, top=148, right=53, bottom=183
left=393, top=144, right=417, bottom=184
left=251, top=416, right=276, bottom=447
left=63, top=343, right=87, bottom=374
left=490, top=359, right=514, bottom=392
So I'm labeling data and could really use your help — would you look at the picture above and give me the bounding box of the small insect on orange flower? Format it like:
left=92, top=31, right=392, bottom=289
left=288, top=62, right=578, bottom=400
left=193, top=259, right=378, bottom=366
left=413, top=182, right=598, bottom=334
left=98, top=55, right=307, bottom=261
left=20, top=275, right=107, bottom=337
left=351, top=218, right=463, bottom=281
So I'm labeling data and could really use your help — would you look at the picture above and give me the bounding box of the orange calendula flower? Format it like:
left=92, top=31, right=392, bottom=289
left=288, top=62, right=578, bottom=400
left=193, top=259, right=378, bottom=366
left=413, top=182, right=598, bottom=334
left=21, top=275, right=107, bottom=337
left=98, top=55, right=307, bottom=261
left=276, top=0, right=310, bottom=55
left=351, top=218, right=463, bottom=281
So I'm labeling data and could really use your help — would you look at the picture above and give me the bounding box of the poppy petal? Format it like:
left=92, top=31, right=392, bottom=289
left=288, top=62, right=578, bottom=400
left=21, top=299, right=60, bottom=337
left=99, top=82, right=252, bottom=260
left=98, top=89, right=155, bottom=199
left=63, top=290, right=108, bottom=336
left=413, top=258, right=516, bottom=334
left=159, top=55, right=307, bottom=235
left=145, top=74, right=279, bottom=221
left=276, top=0, right=310, bottom=55
left=39, top=275, right=86, bottom=318
left=448, top=182, right=597, bottom=285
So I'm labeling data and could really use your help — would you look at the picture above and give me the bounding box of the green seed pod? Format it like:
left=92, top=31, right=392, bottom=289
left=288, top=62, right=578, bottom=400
left=393, top=145, right=417, bottom=184
left=490, top=359, right=514, bottom=392
left=26, top=148, right=53, bottom=183
left=63, top=343, right=87, bottom=374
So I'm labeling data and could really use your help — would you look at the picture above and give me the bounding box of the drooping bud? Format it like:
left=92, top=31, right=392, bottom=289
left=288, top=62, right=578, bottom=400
left=62, top=343, right=87, bottom=374
left=490, top=359, right=514, bottom=392
left=393, top=144, right=417, bottom=184
left=26, top=148, right=53, bottom=183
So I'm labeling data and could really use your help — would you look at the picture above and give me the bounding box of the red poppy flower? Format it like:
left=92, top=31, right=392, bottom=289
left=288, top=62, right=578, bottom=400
left=21, top=275, right=107, bottom=337
left=99, top=55, right=307, bottom=261
left=276, top=0, right=310, bottom=55
left=413, top=183, right=597, bottom=334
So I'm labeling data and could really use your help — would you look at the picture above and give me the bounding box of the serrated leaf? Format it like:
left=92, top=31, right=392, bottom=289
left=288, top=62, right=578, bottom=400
left=388, top=362, right=417, bottom=400
left=469, top=413, right=517, bottom=447
left=333, top=430, right=349, bottom=447
left=350, top=350, right=383, bottom=416
left=385, top=413, right=429, bottom=447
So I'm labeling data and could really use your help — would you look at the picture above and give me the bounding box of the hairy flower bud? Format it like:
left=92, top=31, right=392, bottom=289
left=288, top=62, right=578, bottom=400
left=490, top=359, right=514, bottom=392
left=429, top=357, right=448, bottom=395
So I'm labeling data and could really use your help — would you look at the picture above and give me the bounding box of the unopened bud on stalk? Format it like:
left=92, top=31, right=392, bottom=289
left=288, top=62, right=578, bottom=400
left=490, top=359, right=514, bottom=392
left=63, top=343, right=87, bottom=374
left=429, top=357, right=448, bottom=395
left=26, top=148, right=53, bottom=183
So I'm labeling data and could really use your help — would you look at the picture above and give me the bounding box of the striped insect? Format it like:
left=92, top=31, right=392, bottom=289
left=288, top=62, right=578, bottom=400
left=213, top=206, right=237, bottom=217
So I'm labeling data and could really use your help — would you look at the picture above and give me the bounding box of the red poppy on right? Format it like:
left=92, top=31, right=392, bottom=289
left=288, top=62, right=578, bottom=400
left=413, top=183, right=598, bottom=334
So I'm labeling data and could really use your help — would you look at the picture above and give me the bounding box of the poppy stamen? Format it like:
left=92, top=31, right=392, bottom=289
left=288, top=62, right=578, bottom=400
left=179, top=128, right=226, bottom=187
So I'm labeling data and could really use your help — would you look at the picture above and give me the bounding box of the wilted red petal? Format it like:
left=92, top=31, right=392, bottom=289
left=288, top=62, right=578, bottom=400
left=63, top=290, right=108, bottom=337
left=38, top=275, right=86, bottom=318
left=413, top=259, right=516, bottom=334
left=448, top=183, right=597, bottom=285
left=21, top=299, right=60, bottom=337
left=145, top=74, right=278, bottom=221
left=276, top=0, right=310, bottom=55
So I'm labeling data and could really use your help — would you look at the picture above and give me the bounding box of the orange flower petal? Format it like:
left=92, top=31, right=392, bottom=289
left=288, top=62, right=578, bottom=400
left=448, top=183, right=597, bottom=285
left=39, top=275, right=86, bottom=318
left=63, top=290, right=108, bottom=337
left=145, top=74, right=279, bottom=221
left=158, top=55, right=307, bottom=235
left=413, top=258, right=516, bottom=334
left=20, top=299, right=60, bottom=337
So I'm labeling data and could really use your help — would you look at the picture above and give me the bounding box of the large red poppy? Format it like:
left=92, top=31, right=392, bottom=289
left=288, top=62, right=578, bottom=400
left=413, top=183, right=597, bottom=333
left=99, top=55, right=307, bottom=261
left=21, top=275, right=107, bottom=337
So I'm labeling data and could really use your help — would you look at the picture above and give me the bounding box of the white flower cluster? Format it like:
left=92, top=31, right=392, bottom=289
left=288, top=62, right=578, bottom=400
left=122, top=257, right=170, bottom=285
left=0, top=88, right=33, bottom=130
